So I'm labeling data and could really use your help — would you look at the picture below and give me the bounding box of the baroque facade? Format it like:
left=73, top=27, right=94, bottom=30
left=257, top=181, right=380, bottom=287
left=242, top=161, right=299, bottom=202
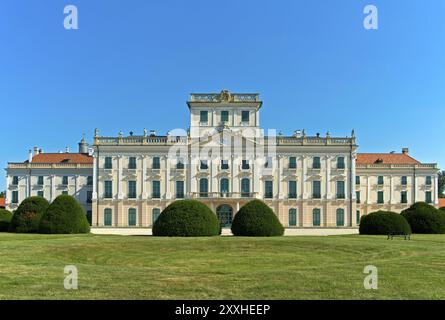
left=5, top=139, right=94, bottom=221
left=5, top=91, right=440, bottom=228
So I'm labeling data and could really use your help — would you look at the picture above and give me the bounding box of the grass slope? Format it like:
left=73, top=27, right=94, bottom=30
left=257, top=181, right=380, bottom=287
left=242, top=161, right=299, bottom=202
left=0, top=233, right=444, bottom=299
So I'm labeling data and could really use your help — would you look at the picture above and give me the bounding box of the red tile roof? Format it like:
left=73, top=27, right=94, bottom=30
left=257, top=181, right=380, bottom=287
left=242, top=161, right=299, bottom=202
left=357, top=153, right=420, bottom=165
left=28, top=153, right=93, bottom=164
left=439, top=198, right=445, bottom=208
left=0, top=198, right=5, bottom=208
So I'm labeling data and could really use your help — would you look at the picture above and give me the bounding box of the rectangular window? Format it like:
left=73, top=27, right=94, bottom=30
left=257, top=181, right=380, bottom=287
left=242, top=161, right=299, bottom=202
left=104, top=157, right=112, bottom=169
left=128, top=209, right=137, bottom=226
left=152, top=157, right=160, bottom=169
left=401, top=176, right=407, bottom=185
left=62, top=191, right=68, bottom=195
left=426, top=191, right=432, bottom=204
left=377, top=191, right=384, bottom=204
left=104, top=181, right=113, bottom=198
left=289, top=157, right=297, bottom=169
left=221, top=160, right=229, bottom=170
left=336, top=181, right=345, bottom=199
left=356, top=191, right=361, bottom=204
left=312, top=181, right=321, bottom=199
left=104, top=208, right=112, bottom=226
left=426, top=176, right=432, bottom=186
left=62, top=176, right=68, bottom=185
left=152, top=181, right=161, bottom=199
left=37, top=191, right=44, bottom=198
left=401, top=191, right=407, bottom=204
left=200, top=110, right=208, bottom=124
left=200, top=160, right=208, bottom=170
left=288, top=181, right=297, bottom=199
left=87, top=176, right=93, bottom=186
left=241, top=110, right=249, bottom=123
left=356, top=211, right=361, bottom=225
left=313, top=157, right=321, bottom=169
left=264, top=181, right=273, bottom=199
left=356, top=176, right=360, bottom=185
left=87, top=191, right=93, bottom=203
left=176, top=181, right=184, bottom=198
left=221, top=110, right=229, bottom=123
left=378, top=176, right=384, bottom=185
left=242, top=160, right=250, bottom=170
left=12, top=176, right=19, bottom=185
left=128, top=157, right=137, bottom=169
left=37, top=176, right=44, bottom=185
left=128, top=181, right=137, bottom=199
left=313, top=209, right=321, bottom=227
left=12, top=191, right=18, bottom=203
left=337, top=157, right=345, bottom=169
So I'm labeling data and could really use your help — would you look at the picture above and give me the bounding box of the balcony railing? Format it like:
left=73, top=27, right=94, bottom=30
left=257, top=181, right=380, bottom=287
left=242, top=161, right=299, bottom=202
left=191, top=192, right=257, bottom=199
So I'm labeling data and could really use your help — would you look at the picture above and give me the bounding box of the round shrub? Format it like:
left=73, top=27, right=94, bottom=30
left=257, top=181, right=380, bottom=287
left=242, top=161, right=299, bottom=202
left=440, top=206, right=445, bottom=213
left=359, top=211, right=411, bottom=235
left=153, top=200, right=220, bottom=237
left=401, top=202, right=445, bottom=234
left=231, top=200, right=284, bottom=236
left=39, top=195, right=90, bottom=234
left=0, top=209, right=13, bottom=232
left=9, top=196, right=49, bottom=233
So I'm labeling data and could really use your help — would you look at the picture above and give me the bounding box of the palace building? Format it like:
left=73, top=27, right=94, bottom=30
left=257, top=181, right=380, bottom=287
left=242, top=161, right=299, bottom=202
left=5, top=91, right=440, bottom=229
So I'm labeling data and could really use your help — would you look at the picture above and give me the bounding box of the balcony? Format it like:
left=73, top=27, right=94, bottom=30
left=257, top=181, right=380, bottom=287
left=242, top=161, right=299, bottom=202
left=191, top=192, right=257, bottom=199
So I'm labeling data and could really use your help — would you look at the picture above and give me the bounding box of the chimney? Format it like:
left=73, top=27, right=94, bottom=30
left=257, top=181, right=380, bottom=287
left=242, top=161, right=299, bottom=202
left=28, top=149, right=33, bottom=162
left=150, top=130, right=156, bottom=137
left=65, top=146, right=70, bottom=153
left=33, top=146, right=38, bottom=155
left=402, top=148, right=409, bottom=155
left=39, top=148, right=43, bottom=154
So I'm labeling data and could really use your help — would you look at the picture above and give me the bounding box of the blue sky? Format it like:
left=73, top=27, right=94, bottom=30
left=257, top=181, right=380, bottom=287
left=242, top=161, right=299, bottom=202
left=1, top=0, right=444, bottom=190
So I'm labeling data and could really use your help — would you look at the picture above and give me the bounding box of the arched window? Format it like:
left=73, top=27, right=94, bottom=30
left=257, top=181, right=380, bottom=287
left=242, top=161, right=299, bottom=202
left=289, top=208, right=297, bottom=227
left=220, top=178, right=229, bottom=196
left=313, top=208, right=321, bottom=227
left=241, top=178, right=250, bottom=197
left=199, top=178, right=208, bottom=197
left=128, top=208, right=137, bottom=226
left=336, top=208, right=345, bottom=227
left=152, top=208, right=161, bottom=226
left=104, top=208, right=112, bottom=226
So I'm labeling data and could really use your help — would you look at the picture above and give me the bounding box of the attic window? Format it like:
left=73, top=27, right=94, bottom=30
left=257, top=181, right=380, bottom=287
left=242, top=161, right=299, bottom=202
left=61, top=159, right=70, bottom=163
left=375, top=158, right=383, bottom=164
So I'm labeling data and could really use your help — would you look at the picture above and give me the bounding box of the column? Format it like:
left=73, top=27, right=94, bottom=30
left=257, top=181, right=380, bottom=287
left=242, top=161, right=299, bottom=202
left=118, top=155, right=123, bottom=199
left=142, top=155, right=147, bottom=199
left=366, top=176, right=371, bottom=204
left=390, top=175, right=394, bottom=205
left=302, top=156, right=307, bottom=199
left=74, top=175, right=79, bottom=201
left=92, top=155, right=97, bottom=199
left=325, top=156, right=331, bottom=199
left=51, top=175, right=56, bottom=202
left=434, top=174, right=439, bottom=205
left=277, top=155, right=282, bottom=199
left=253, top=156, right=261, bottom=198
left=165, top=156, right=171, bottom=199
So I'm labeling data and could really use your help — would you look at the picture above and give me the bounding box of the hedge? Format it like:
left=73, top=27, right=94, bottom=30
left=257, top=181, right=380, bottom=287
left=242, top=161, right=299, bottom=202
left=9, top=196, right=50, bottom=233
left=0, top=209, right=13, bottom=232
left=153, top=200, right=220, bottom=237
left=401, top=202, right=445, bottom=234
left=231, top=200, right=284, bottom=236
left=39, top=195, right=90, bottom=234
left=359, top=211, right=411, bottom=235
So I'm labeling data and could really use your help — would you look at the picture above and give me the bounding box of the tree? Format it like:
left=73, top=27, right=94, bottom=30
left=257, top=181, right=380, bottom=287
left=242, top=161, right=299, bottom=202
left=438, top=171, right=445, bottom=198
left=9, top=196, right=50, bottom=233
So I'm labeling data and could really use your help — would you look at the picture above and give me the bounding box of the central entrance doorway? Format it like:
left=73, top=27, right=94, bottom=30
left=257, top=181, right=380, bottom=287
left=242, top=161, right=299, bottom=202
left=216, top=204, right=233, bottom=227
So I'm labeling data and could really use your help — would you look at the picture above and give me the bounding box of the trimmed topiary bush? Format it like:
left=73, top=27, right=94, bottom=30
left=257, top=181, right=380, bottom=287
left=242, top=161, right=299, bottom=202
left=0, top=209, right=13, bottom=232
left=153, top=200, right=220, bottom=237
left=359, top=211, right=411, bottom=235
left=231, top=200, right=284, bottom=236
left=39, top=195, right=90, bottom=234
left=401, top=202, right=445, bottom=234
left=9, top=196, right=50, bottom=233
left=440, top=206, right=445, bottom=213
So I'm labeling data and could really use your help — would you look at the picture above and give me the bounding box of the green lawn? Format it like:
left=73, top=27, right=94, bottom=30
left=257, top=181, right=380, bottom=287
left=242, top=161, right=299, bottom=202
left=0, top=233, right=444, bottom=300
